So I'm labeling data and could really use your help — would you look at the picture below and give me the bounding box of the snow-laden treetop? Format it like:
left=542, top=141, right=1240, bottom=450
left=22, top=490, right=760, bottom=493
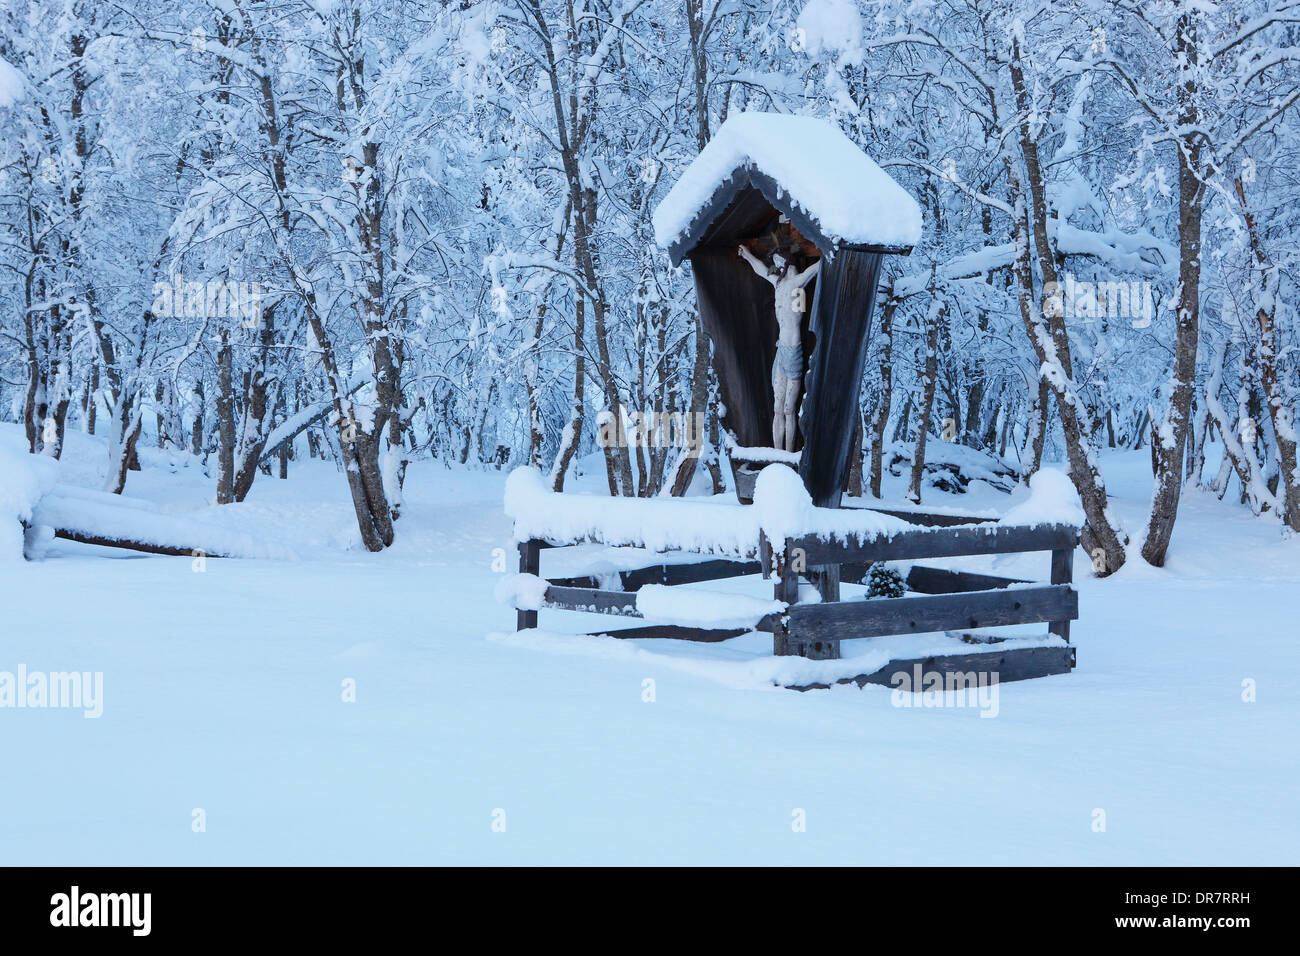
left=0, top=58, right=25, bottom=108
left=652, top=112, right=922, bottom=256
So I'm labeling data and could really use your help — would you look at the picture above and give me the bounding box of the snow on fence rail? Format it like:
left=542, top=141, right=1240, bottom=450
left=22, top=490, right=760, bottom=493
left=506, top=465, right=916, bottom=556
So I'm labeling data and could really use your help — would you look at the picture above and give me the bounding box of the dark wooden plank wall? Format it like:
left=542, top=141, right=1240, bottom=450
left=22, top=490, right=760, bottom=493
left=681, top=177, right=892, bottom=505
left=689, top=246, right=785, bottom=451
left=797, top=249, right=883, bottom=507
left=691, top=245, right=884, bottom=507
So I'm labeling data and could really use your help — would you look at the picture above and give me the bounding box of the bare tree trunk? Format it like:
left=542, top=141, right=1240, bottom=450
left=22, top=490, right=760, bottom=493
left=549, top=294, right=584, bottom=492
left=154, top=380, right=169, bottom=449
left=86, top=363, right=98, bottom=436
left=964, top=208, right=995, bottom=448
left=107, top=413, right=143, bottom=496
left=1142, top=13, right=1203, bottom=565
left=648, top=369, right=674, bottom=495
left=1008, top=35, right=1126, bottom=575
left=868, top=296, right=896, bottom=498
left=526, top=297, right=549, bottom=469
left=1150, top=411, right=1160, bottom=478
left=846, top=411, right=864, bottom=497
left=524, top=0, right=632, bottom=497
left=964, top=363, right=986, bottom=448
left=216, top=329, right=236, bottom=504
left=102, top=308, right=156, bottom=495
left=276, top=393, right=291, bottom=480
left=1132, top=407, right=1149, bottom=449
left=233, top=308, right=278, bottom=502
left=191, top=379, right=204, bottom=456
left=1025, top=378, right=1049, bottom=477
left=1187, top=399, right=1207, bottom=484
left=907, top=304, right=941, bottom=503
left=893, top=396, right=912, bottom=443
left=1235, top=176, right=1300, bottom=530
left=667, top=0, right=723, bottom=498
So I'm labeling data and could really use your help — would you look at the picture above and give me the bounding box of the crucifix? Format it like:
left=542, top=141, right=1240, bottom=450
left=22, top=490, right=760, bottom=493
left=738, top=244, right=820, bottom=452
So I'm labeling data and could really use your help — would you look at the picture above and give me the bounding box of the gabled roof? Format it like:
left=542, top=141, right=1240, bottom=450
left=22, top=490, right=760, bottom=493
left=652, top=112, right=922, bottom=266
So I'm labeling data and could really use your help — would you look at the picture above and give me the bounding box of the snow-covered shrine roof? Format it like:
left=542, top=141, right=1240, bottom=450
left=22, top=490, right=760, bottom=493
left=652, top=112, right=922, bottom=265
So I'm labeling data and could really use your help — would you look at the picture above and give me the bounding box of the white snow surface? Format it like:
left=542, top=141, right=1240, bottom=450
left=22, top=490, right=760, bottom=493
left=634, top=584, right=784, bottom=629
left=652, top=112, right=923, bottom=252
left=494, top=628, right=1066, bottom=691
left=493, top=572, right=549, bottom=611
left=3, top=421, right=1298, bottom=865
left=1001, top=468, right=1086, bottom=527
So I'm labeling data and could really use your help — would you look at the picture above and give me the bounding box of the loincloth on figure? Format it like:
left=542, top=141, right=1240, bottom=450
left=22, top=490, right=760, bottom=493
left=774, top=342, right=803, bottom=381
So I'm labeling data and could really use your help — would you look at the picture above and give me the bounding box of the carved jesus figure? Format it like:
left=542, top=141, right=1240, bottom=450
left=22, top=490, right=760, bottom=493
left=738, top=245, right=820, bottom=452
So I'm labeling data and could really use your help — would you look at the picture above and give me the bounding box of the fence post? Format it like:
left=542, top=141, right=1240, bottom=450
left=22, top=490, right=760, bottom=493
left=517, top=539, right=540, bottom=631
left=1048, top=543, right=1074, bottom=642
left=772, top=538, right=800, bottom=656
left=774, top=539, right=841, bottom=660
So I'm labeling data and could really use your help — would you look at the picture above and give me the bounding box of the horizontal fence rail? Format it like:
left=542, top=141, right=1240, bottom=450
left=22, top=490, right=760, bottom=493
left=786, top=645, right=1078, bottom=692
left=586, top=624, right=748, bottom=642
left=790, top=522, right=1078, bottom=566
left=547, top=559, right=763, bottom=591
left=542, top=585, right=640, bottom=616
left=840, top=563, right=1029, bottom=593
left=757, top=585, right=1078, bottom=639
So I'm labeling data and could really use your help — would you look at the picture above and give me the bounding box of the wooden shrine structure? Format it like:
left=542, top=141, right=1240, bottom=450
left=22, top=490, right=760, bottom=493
left=509, top=113, right=1078, bottom=690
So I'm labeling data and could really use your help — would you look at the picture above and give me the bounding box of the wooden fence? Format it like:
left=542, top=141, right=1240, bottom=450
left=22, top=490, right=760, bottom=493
left=512, top=507, right=1078, bottom=690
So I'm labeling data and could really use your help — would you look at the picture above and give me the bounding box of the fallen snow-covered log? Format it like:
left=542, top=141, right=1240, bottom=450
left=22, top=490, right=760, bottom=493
left=884, top=438, right=1020, bottom=494
left=1, top=444, right=262, bottom=561
left=26, top=485, right=283, bottom=559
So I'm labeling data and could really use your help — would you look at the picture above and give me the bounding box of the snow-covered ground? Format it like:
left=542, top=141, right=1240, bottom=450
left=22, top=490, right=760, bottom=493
left=2, top=422, right=1296, bottom=864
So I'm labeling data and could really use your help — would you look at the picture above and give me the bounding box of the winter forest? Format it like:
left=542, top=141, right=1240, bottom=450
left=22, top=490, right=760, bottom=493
left=2, top=0, right=1299, bottom=867
left=3, top=0, right=1297, bottom=566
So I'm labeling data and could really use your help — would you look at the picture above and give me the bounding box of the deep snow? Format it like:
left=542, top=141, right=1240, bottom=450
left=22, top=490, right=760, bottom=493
left=1, top=423, right=1296, bottom=864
